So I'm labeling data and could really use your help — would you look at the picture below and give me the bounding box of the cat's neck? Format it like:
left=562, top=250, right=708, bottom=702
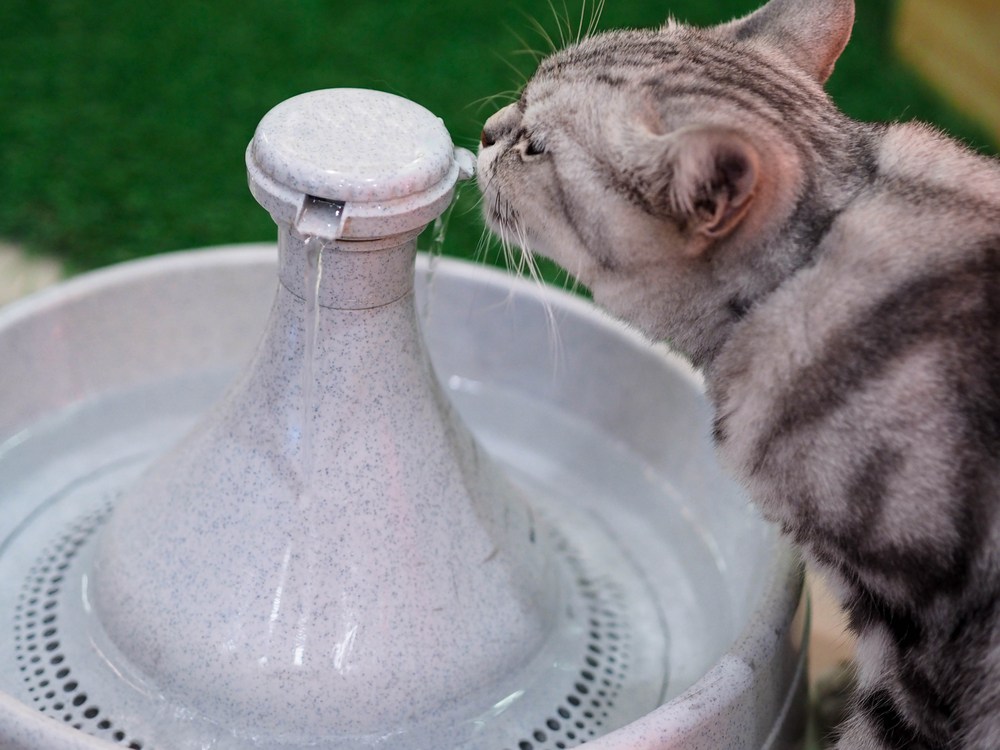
left=705, top=121, right=884, bottom=364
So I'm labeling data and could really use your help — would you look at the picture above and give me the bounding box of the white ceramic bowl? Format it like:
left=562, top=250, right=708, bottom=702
left=0, top=246, right=805, bottom=750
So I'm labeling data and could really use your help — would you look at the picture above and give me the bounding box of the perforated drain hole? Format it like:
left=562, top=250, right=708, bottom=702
left=11, top=506, right=639, bottom=750
left=12, top=504, right=146, bottom=749
left=504, top=537, right=632, bottom=750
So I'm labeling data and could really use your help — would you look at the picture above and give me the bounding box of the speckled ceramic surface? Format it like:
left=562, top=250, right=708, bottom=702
left=88, top=89, right=561, bottom=744
left=247, top=89, right=475, bottom=240
left=252, top=88, right=454, bottom=202
left=89, top=243, right=553, bottom=742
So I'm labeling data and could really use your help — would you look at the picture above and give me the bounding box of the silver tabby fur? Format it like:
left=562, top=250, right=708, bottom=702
left=478, top=0, right=1000, bottom=747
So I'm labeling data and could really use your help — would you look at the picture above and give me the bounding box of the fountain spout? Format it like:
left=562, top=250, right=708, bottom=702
left=87, top=89, right=556, bottom=746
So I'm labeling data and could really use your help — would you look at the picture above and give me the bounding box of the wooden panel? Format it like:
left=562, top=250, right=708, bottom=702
left=895, top=0, right=1000, bottom=143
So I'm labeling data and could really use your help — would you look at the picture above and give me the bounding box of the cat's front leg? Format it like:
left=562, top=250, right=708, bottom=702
left=835, top=703, right=933, bottom=750
left=832, top=628, right=941, bottom=750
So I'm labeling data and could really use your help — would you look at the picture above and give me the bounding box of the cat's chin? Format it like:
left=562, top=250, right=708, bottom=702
left=585, top=280, right=652, bottom=333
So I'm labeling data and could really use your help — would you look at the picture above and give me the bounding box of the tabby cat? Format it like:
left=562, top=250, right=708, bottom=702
left=477, top=0, right=1000, bottom=747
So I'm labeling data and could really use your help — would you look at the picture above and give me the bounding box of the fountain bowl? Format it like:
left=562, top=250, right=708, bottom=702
left=0, top=245, right=805, bottom=750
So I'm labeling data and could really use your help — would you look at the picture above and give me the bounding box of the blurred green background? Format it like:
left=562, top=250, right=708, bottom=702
left=0, top=0, right=995, bottom=277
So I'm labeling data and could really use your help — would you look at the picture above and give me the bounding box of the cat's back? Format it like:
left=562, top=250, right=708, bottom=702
left=860, top=122, right=1000, bottom=250
left=709, top=126, right=1000, bottom=747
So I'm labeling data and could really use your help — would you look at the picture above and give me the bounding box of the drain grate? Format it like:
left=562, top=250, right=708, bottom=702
left=9, top=506, right=655, bottom=750
left=12, top=503, right=146, bottom=749
left=504, top=538, right=632, bottom=750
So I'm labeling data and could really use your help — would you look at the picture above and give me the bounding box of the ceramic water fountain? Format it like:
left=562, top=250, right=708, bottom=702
left=0, top=89, right=807, bottom=750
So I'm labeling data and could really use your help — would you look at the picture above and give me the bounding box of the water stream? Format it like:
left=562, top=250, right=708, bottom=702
left=296, top=197, right=344, bottom=506
left=300, top=236, right=325, bottom=506
left=419, top=183, right=462, bottom=325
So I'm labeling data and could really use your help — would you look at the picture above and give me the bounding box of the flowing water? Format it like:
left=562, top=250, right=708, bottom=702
left=300, top=236, right=326, bottom=505
left=419, top=183, right=462, bottom=325
left=298, top=198, right=343, bottom=506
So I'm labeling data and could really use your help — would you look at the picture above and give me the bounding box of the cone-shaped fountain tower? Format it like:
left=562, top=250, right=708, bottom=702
left=88, top=89, right=568, bottom=746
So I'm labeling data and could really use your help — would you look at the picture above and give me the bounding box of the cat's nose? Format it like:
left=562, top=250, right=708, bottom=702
left=480, top=103, right=520, bottom=149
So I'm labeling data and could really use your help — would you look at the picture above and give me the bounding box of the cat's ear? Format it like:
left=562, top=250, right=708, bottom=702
left=720, top=0, right=855, bottom=83
left=660, top=126, right=760, bottom=253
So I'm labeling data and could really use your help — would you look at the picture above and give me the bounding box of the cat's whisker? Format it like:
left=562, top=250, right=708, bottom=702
left=462, top=194, right=486, bottom=218
left=490, top=192, right=515, bottom=234
left=495, top=211, right=518, bottom=275
left=492, top=51, right=530, bottom=89
left=507, top=234, right=525, bottom=281
left=496, top=221, right=523, bottom=279
left=511, top=48, right=544, bottom=61
left=511, top=224, right=564, bottom=375
left=466, top=225, right=522, bottom=317
left=513, top=225, right=536, bottom=282
left=521, top=12, right=559, bottom=55
left=543, top=0, right=569, bottom=50
left=505, top=25, right=546, bottom=64
left=576, top=0, right=603, bottom=45
left=515, top=228, right=532, bottom=275
left=510, top=47, right=545, bottom=64
left=499, top=233, right=526, bottom=312
left=468, top=90, right=520, bottom=114
left=585, top=0, right=606, bottom=39
left=537, top=293, right=564, bottom=371
left=564, top=0, right=577, bottom=47
left=513, top=237, right=528, bottom=277
left=552, top=242, right=589, bottom=299
left=473, top=224, right=494, bottom=267
left=575, top=0, right=587, bottom=46
left=569, top=259, right=587, bottom=298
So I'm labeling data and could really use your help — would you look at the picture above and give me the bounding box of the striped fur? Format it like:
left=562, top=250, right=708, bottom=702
left=477, top=0, right=1000, bottom=747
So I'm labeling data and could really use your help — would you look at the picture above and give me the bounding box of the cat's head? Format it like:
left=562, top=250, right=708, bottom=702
left=478, top=0, right=855, bottom=356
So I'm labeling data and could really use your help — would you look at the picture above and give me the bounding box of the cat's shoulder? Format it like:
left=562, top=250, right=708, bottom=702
left=872, top=121, right=1000, bottom=208
left=823, top=123, right=1000, bottom=285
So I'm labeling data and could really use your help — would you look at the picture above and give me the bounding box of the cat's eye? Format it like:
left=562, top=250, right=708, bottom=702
left=523, top=137, right=546, bottom=157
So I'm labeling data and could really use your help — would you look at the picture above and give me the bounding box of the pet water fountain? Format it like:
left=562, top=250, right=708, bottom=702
left=0, top=89, right=807, bottom=750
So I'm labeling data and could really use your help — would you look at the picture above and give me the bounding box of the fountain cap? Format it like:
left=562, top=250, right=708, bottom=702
left=247, top=88, right=475, bottom=240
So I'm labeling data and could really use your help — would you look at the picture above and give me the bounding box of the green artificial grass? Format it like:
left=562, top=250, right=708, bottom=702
left=0, top=0, right=994, bottom=275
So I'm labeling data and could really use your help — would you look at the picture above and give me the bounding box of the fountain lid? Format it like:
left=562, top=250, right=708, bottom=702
left=247, top=88, right=475, bottom=239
